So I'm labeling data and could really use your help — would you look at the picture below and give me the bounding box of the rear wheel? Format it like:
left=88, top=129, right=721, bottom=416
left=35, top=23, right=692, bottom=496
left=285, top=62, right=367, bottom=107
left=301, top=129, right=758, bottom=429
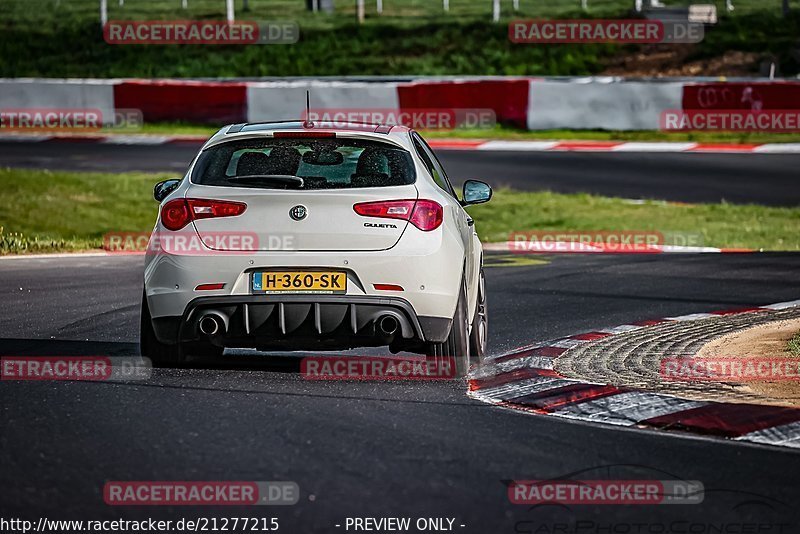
left=469, top=267, right=488, bottom=362
left=139, top=291, right=184, bottom=367
left=425, top=277, right=471, bottom=378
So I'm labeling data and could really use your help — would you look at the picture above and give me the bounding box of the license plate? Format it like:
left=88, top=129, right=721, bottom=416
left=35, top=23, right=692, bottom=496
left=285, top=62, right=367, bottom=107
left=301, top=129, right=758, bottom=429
left=252, top=271, right=347, bottom=294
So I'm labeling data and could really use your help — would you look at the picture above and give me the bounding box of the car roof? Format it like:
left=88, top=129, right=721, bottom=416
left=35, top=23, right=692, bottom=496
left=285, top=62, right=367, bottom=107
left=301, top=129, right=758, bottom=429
left=204, top=120, right=413, bottom=150
left=227, top=120, right=411, bottom=135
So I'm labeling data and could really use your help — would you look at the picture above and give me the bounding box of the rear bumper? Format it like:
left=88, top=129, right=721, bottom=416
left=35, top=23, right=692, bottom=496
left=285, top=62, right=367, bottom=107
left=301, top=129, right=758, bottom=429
left=152, top=294, right=451, bottom=350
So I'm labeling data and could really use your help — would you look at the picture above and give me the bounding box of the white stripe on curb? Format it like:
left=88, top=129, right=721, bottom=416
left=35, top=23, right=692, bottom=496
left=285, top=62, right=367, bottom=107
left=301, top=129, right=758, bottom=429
left=753, top=143, right=800, bottom=154
left=551, top=393, right=709, bottom=426
left=1, top=133, right=799, bottom=154
left=101, top=135, right=175, bottom=145
left=735, top=421, right=800, bottom=448
left=476, top=140, right=559, bottom=151
left=475, top=377, right=577, bottom=402
left=610, top=142, right=698, bottom=152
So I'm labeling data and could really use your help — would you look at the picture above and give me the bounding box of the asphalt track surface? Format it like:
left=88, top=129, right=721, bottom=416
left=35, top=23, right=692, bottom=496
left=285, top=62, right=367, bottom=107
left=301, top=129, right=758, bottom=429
left=2, top=252, right=800, bottom=532
left=2, top=140, right=799, bottom=205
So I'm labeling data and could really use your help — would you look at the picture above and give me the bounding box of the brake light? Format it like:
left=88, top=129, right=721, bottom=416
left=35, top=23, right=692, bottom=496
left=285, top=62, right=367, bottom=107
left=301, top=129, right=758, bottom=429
left=160, top=198, right=247, bottom=231
left=353, top=199, right=443, bottom=231
left=273, top=131, right=336, bottom=138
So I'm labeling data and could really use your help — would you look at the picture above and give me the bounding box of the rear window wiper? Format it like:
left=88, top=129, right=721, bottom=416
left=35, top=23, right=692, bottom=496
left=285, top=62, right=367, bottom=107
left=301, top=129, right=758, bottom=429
left=226, top=175, right=305, bottom=188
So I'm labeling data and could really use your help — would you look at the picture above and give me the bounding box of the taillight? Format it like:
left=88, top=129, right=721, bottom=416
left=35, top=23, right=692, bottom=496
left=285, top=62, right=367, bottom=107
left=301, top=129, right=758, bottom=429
left=160, top=198, right=247, bottom=231
left=409, top=200, right=444, bottom=231
left=273, top=132, right=336, bottom=138
left=353, top=199, right=443, bottom=231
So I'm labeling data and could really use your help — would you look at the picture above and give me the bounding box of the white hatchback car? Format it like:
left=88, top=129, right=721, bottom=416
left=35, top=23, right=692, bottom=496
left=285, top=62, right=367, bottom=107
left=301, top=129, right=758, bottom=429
left=140, top=121, right=491, bottom=375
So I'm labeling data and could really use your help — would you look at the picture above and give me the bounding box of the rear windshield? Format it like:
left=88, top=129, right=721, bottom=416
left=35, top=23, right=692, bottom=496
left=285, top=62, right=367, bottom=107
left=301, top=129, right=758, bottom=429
left=192, top=137, right=416, bottom=190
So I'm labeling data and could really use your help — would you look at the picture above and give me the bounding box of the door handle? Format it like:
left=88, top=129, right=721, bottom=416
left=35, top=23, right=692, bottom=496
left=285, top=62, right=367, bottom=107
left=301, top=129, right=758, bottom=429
left=466, top=217, right=474, bottom=227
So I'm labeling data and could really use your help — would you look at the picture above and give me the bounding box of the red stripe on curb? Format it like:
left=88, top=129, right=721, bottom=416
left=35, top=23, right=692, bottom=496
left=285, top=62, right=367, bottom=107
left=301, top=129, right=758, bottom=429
left=682, top=82, right=800, bottom=113
left=688, top=143, right=760, bottom=153
left=569, top=332, right=614, bottom=341
left=0, top=133, right=790, bottom=156
left=551, top=141, right=624, bottom=151
left=468, top=367, right=560, bottom=392
left=397, top=80, right=530, bottom=129
left=46, top=135, right=109, bottom=143
left=513, top=384, right=625, bottom=412
left=642, top=404, right=800, bottom=438
left=427, top=140, right=486, bottom=150
left=115, top=80, right=247, bottom=124
left=710, top=307, right=765, bottom=316
left=531, top=346, right=571, bottom=357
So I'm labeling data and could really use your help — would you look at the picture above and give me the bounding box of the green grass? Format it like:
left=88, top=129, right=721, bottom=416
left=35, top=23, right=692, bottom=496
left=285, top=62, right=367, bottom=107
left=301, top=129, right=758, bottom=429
left=0, top=0, right=797, bottom=77
left=466, top=189, right=800, bottom=250
left=0, top=168, right=161, bottom=254
left=111, top=122, right=800, bottom=144
left=788, top=332, right=800, bottom=355
left=1, top=168, right=798, bottom=255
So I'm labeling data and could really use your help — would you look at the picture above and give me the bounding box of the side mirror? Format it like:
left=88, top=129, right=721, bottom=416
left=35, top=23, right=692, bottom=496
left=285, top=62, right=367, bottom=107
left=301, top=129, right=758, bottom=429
left=462, top=180, right=492, bottom=206
left=153, top=179, right=181, bottom=202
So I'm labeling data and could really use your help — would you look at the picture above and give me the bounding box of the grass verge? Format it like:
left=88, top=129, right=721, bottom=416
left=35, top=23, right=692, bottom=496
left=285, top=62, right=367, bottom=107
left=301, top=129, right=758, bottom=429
left=88, top=122, right=800, bottom=145
left=1, top=1, right=798, bottom=77
left=788, top=332, right=800, bottom=356
left=1, top=168, right=798, bottom=255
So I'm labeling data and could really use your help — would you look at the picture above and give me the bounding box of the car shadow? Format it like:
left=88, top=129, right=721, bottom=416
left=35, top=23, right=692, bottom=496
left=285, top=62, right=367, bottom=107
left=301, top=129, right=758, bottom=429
left=0, top=338, right=399, bottom=374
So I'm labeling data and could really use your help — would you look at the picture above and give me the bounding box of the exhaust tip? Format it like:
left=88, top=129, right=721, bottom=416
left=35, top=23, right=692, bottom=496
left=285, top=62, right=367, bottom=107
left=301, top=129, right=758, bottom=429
left=378, top=315, right=399, bottom=336
left=199, top=315, right=221, bottom=336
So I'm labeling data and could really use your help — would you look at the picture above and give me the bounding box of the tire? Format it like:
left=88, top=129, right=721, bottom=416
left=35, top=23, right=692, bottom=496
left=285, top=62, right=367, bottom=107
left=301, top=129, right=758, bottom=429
left=468, top=267, right=488, bottom=363
left=426, top=276, right=471, bottom=378
left=139, top=290, right=184, bottom=367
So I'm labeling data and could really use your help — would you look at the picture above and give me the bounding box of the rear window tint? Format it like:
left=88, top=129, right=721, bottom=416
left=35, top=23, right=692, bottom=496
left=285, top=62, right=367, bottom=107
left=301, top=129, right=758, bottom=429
left=192, top=137, right=416, bottom=190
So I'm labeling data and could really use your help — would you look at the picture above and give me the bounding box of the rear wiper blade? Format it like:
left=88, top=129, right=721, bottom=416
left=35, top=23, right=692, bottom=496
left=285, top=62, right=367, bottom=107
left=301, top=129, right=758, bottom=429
left=227, top=175, right=304, bottom=187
